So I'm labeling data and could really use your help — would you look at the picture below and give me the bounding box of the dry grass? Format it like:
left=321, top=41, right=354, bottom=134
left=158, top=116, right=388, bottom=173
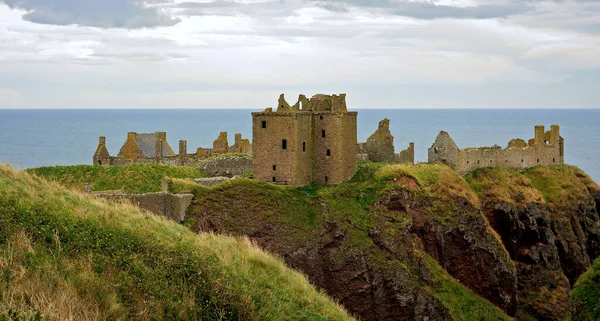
left=0, top=164, right=354, bottom=321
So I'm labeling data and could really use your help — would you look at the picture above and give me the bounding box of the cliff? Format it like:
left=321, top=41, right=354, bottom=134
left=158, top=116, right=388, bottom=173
left=177, top=163, right=600, bottom=320
left=0, top=164, right=353, bottom=320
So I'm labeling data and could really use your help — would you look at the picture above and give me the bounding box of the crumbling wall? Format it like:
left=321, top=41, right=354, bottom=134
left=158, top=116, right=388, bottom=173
left=364, top=118, right=395, bottom=163
left=194, top=177, right=231, bottom=187
left=213, top=132, right=229, bottom=154
left=197, top=155, right=253, bottom=178
left=429, top=125, right=564, bottom=174
left=94, top=132, right=252, bottom=167
left=95, top=192, right=193, bottom=222
left=428, top=131, right=460, bottom=169
left=396, top=142, right=415, bottom=164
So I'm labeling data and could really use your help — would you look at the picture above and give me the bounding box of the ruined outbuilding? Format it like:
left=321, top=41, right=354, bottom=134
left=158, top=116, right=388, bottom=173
left=94, top=131, right=251, bottom=166
left=428, top=125, right=564, bottom=174
left=357, top=118, right=414, bottom=164
left=252, top=93, right=357, bottom=185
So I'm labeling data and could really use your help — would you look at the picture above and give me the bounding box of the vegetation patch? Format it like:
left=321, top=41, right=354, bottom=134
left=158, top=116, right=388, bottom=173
left=466, top=167, right=544, bottom=206
left=571, top=257, right=600, bottom=321
left=424, top=255, right=512, bottom=321
left=0, top=165, right=353, bottom=321
left=524, top=165, right=595, bottom=210
left=27, top=164, right=204, bottom=194
left=376, top=164, right=479, bottom=208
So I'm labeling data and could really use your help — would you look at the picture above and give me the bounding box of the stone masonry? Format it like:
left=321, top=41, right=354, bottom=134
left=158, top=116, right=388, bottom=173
left=428, top=125, right=564, bottom=174
left=357, top=118, right=414, bottom=164
left=252, top=93, right=357, bottom=185
left=94, top=131, right=251, bottom=167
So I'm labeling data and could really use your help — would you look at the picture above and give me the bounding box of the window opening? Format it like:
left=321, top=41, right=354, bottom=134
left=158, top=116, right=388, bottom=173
left=282, top=139, right=287, bottom=150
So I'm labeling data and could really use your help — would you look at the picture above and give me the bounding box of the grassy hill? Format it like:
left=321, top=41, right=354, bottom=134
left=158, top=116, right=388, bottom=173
left=174, top=163, right=513, bottom=320
left=0, top=164, right=353, bottom=320
left=27, top=164, right=204, bottom=194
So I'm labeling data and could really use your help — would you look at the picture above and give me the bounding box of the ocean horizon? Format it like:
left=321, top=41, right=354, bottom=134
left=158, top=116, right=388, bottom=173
left=1, top=108, right=599, bottom=182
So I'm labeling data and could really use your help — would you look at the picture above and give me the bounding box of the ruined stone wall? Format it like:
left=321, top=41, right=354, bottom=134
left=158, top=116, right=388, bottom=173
left=118, top=132, right=144, bottom=160
left=396, top=142, right=415, bottom=164
left=428, top=131, right=460, bottom=169
left=197, top=155, right=253, bottom=178
left=95, top=192, right=193, bottom=222
left=429, top=125, right=564, bottom=174
left=364, top=118, right=395, bottom=163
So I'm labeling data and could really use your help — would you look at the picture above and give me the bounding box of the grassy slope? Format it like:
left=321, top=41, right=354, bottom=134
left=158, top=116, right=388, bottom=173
left=174, top=163, right=511, bottom=320
left=0, top=165, right=352, bottom=321
left=26, top=164, right=204, bottom=194
left=572, top=257, right=600, bottom=321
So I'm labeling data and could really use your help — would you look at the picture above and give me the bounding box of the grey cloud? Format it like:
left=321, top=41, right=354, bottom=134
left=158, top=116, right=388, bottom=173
left=0, top=0, right=180, bottom=28
left=311, top=0, right=533, bottom=19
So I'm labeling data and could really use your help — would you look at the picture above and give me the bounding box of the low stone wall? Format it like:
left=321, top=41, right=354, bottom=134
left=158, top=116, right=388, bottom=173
left=197, top=155, right=253, bottom=178
left=194, top=177, right=231, bottom=187
left=95, top=192, right=193, bottom=222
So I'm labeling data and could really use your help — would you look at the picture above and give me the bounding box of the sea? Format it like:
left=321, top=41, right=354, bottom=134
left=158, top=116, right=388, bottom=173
left=0, top=109, right=599, bottom=183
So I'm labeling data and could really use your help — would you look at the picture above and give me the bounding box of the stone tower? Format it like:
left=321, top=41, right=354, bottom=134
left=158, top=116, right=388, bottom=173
left=252, top=93, right=358, bottom=185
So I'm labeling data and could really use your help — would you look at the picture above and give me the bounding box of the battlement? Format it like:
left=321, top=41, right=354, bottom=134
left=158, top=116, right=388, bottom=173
left=428, top=125, right=564, bottom=174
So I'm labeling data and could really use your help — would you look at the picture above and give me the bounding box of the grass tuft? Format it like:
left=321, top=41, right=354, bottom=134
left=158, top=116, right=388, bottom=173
left=0, top=164, right=353, bottom=321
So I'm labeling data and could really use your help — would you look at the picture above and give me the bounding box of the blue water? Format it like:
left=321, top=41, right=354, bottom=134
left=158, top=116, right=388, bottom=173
left=0, top=109, right=599, bottom=182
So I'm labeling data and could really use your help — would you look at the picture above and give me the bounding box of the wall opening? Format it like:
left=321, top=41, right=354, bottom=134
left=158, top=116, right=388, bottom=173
left=282, top=139, right=287, bottom=150
left=327, top=149, right=331, bottom=156
left=466, top=161, right=469, bottom=164
left=272, top=177, right=276, bottom=182
left=322, top=130, right=326, bottom=138
left=434, top=148, right=439, bottom=154
left=261, top=120, right=266, bottom=128
left=490, top=160, right=492, bottom=163
left=477, top=160, right=480, bottom=164
left=320, top=115, right=323, bottom=120
left=303, top=142, right=306, bottom=152
left=273, top=165, right=277, bottom=171
left=553, top=158, right=555, bottom=163
left=325, top=176, right=328, bottom=184
left=537, top=158, right=540, bottom=163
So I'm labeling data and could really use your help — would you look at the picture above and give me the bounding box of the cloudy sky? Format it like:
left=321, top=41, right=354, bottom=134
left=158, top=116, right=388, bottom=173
left=0, top=0, right=598, bottom=109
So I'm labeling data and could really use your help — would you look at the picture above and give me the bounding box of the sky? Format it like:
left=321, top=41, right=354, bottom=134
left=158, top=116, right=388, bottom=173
left=0, top=0, right=598, bottom=109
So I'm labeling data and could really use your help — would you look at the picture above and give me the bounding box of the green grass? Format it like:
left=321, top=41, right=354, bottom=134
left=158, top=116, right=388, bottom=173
left=465, top=167, right=544, bottom=206
left=571, top=257, right=600, bottom=321
left=524, top=165, right=598, bottom=210
left=183, top=163, right=512, bottom=320
left=424, top=255, right=511, bottom=321
left=0, top=164, right=353, bottom=321
left=26, top=164, right=204, bottom=194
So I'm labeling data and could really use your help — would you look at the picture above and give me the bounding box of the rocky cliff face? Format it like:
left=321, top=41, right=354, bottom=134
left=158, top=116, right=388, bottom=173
left=181, top=164, right=600, bottom=321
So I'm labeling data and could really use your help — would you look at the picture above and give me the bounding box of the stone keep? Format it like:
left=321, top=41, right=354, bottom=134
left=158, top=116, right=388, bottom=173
left=252, top=93, right=358, bottom=185
left=428, top=125, right=564, bottom=174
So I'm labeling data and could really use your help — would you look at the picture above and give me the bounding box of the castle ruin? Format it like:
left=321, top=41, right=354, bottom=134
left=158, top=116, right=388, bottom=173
left=357, top=118, right=414, bottom=164
left=93, top=131, right=251, bottom=167
left=252, top=93, right=357, bottom=185
left=428, top=125, right=564, bottom=174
